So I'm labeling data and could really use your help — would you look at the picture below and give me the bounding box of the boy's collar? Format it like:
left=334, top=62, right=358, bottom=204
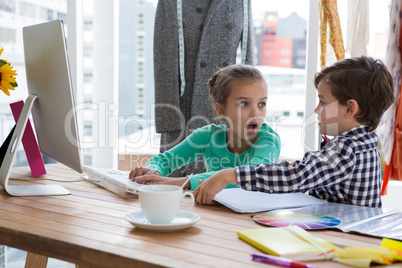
left=322, top=126, right=370, bottom=147
left=337, top=125, right=370, bottom=137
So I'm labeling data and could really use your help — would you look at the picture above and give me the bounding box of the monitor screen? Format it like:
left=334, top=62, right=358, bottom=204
left=23, top=19, right=83, bottom=174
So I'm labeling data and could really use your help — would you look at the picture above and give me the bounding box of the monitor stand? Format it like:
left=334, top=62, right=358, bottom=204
left=0, top=95, right=71, bottom=196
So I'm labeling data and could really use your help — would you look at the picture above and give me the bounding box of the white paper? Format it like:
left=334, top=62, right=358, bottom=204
left=213, top=188, right=327, bottom=213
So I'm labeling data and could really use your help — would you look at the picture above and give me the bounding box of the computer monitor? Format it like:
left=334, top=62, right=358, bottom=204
left=0, top=20, right=83, bottom=196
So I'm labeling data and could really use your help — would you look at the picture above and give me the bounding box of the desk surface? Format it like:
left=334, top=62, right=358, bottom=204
left=0, top=164, right=400, bottom=268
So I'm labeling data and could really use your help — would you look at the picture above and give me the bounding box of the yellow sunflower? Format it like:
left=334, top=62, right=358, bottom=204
left=0, top=45, right=18, bottom=96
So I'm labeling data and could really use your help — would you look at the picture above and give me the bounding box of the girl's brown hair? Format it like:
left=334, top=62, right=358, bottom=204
left=208, top=64, right=266, bottom=105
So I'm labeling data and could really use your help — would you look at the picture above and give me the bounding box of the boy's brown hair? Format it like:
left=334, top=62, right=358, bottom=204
left=314, top=55, right=394, bottom=131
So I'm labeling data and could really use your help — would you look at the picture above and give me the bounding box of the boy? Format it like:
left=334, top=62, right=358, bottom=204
left=193, top=56, right=394, bottom=208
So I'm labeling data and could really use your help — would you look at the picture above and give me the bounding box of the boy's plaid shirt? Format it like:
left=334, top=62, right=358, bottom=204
left=236, top=125, right=382, bottom=207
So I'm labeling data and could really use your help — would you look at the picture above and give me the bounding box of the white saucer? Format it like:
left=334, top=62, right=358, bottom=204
left=124, top=210, right=201, bottom=232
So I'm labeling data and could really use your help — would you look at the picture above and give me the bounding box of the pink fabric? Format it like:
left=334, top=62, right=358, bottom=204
left=320, top=135, right=331, bottom=149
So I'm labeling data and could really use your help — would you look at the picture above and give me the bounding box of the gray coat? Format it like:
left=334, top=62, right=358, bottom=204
left=153, top=0, right=255, bottom=134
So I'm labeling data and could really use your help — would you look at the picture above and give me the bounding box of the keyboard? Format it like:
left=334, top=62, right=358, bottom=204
left=83, top=165, right=141, bottom=198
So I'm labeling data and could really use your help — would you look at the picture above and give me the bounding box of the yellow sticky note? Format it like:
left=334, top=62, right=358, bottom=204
left=389, top=250, right=402, bottom=261
left=333, top=258, right=372, bottom=268
left=381, top=238, right=402, bottom=261
left=344, top=247, right=392, bottom=262
left=336, top=248, right=392, bottom=265
left=382, top=238, right=402, bottom=251
left=237, top=226, right=337, bottom=258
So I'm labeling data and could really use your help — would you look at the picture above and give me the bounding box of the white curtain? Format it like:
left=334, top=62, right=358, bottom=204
left=346, top=0, right=369, bottom=56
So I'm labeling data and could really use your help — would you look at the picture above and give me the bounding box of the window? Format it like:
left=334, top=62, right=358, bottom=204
left=84, top=124, right=92, bottom=136
left=84, top=72, right=93, bottom=83
left=280, top=58, right=290, bottom=64
left=137, top=13, right=144, bottom=24
left=0, top=0, right=15, bottom=12
left=296, top=58, right=305, bottom=67
left=39, top=7, right=53, bottom=20
left=83, top=46, right=92, bottom=57
left=83, top=19, right=93, bottom=31
left=19, top=2, right=35, bottom=17
left=253, top=0, right=309, bottom=158
left=0, top=0, right=390, bottom=169
left=297, top=48, right=306, bottom=56
left=137, top=74, right=145, bottom=84
left=0, top=27, right=16, bottom=43
left=57, top=12, right=66, bottom=22
left=265, top=48, right=273, bottom=54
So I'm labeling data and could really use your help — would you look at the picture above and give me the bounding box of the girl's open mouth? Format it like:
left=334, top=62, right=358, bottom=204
left=246, top=123, right=258, bottom=132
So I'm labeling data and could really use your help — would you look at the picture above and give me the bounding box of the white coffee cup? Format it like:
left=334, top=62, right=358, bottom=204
left=138, top=185, right=195, bottom=224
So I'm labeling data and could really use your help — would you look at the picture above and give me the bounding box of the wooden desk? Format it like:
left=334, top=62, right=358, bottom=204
left=0, top=164, right=400, bottom=268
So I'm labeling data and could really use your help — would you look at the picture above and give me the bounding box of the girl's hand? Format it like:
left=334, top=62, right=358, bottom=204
left=193, top=169, right=237, bottom=204
left=134, top=174, right=190, bottom=188
left=129, top=167, right=160, bottom=180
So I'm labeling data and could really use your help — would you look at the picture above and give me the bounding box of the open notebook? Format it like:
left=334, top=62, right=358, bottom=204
left=213, top=188, right=327, bottom=213
left=83, top=165, right=141, bottom=198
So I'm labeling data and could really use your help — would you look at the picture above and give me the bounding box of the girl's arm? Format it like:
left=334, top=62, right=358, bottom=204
left=144, top=126, right=210, bottom=175
left=189, top=125, right=281, bottom=190
left=186, top=171, right=238, bottom=190
left=131, top=125, right=212, bottom=186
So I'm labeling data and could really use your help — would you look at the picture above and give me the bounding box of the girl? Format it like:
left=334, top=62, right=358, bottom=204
left=129, top=64, right=281, bottom=190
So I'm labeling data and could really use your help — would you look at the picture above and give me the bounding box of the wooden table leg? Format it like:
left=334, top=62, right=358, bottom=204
left=25, top=252, right=48, bottom=268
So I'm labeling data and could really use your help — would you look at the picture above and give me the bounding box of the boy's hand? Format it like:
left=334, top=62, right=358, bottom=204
left=129, top=167, right=160, bottom=180
left=193, top=169, right=237, bottom=204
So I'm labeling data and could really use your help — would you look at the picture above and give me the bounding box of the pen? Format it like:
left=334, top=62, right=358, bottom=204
left=251, top=253, right=315, bottom=268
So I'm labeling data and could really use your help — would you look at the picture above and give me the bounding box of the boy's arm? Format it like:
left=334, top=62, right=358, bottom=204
left=193, top=169, right=237, bottom=204
left=237, top=143, right=356, bottom=193
left=194, top=140, right=357, bottom=204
